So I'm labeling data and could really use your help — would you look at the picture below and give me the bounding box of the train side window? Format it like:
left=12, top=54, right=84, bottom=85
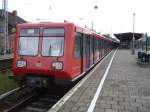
left=102, top=40, right=104, bottom=49
left=74, top=33, right=81, bottom=58
left=104, top=40, right=106, bottom=49
left=97, top=39, right=99, bottom=51
left=99, top=40, right=101, bottom=50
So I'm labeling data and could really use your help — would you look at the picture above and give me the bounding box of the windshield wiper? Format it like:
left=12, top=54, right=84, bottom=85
left=48, top=44, right=52, bottom=56
left=59, top=41, right=63, bottom=56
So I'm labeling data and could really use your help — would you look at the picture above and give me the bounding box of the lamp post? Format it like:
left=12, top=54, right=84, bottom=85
left=92, top=20, right=93, bottom=30
left=2, top=0, right=8, bottom=55
left=92, top=5, right=98, bottom=30
left=146, top=33, right=148, bottom=52
left=132, top=13, right=135, bottom=55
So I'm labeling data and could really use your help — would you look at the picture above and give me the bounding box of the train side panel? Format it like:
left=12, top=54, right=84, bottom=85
left=12, top=22, right=117, bottom=87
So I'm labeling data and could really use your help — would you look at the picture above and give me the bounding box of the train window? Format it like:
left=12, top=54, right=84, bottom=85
left=43, top=28, right=64, bottom=37
left=99, top=40, right=101, bottom=50
left=42, top=28, right=64, bottom=57
left=96, top=40, right=99, bottom=51
left=20, top=28, right=39, bottom=37
left=42, top=37, right=64, bottom=57
left=74, top=33, right=81, bottom=58
left=102, top=40, right=104, bottom=49
left=18, top=37, right=39, bottom=56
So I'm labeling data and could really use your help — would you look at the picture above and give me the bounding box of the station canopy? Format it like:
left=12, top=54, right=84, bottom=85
left=114, top=32, right=143, bottom=41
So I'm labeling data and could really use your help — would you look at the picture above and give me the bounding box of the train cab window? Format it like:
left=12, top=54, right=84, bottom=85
left=18, top=28, right=39, bottom=56
left=42, top=28, right=64, bottom=57
left=74, top=33, right=81, bottom=58
left=20, top=28, right=39, bottom=37
left=43, top=28, right=64, bottom=37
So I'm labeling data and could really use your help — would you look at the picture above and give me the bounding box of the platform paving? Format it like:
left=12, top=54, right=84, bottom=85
left=96, top=50, right=150, bottom=112
left=51, top=50, right=150, bottom=112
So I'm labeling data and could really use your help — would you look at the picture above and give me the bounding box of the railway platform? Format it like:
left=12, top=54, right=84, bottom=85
left=48, top=49, right=150, bottom=112
left=0, top=54, right=13, bottom=61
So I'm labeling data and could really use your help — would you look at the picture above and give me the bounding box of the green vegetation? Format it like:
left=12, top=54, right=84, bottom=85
left=0, top=71, right=18, bottom=95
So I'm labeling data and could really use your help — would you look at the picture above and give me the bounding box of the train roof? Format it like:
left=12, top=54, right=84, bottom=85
left=17, top=22, right=117, bottom=42
left=17, top=22, right=74, bottom=27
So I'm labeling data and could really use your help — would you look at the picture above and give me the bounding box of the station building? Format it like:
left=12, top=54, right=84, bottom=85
left=114, top=32, right=143, bottom=49
left=0, top=10, right=27, bottom=54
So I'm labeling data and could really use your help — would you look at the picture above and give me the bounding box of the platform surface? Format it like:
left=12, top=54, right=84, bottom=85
left=51, top=50, right=150, bottom=112
left=0, top=54, right=13, bottom=60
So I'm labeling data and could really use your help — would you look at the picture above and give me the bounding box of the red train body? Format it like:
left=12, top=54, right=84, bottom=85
left=12, top=22, right=116, bottom=87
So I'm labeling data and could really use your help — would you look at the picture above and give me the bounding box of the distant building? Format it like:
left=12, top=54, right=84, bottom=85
left=0, top=10, right=27, bottom=54
left=114, top=32, right=143, bottom=49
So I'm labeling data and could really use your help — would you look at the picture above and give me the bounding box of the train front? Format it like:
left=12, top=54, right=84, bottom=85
left=12, top=23, right=73, bottom=87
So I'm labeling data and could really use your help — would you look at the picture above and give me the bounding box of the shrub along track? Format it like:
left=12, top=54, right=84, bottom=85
left=0, top=58, right=13, bottom=72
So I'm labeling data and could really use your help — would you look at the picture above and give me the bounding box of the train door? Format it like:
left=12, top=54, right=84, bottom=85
left=95, top=38, right=99, bottom=62
left=96, top=39, right=100, bottom=60
left=101, top=40, right=103, bottom=58
left=104, top=41, right=106, bottom=55
left=93, top=37, right=97, bottom=63
left=99, top=39, right=102, bottom=59
left=101, top=40, right=104, bottom=57
left=82, top=35, right=86, bottom=72
left=93, top=38, right=96, bottom=62
left=85, top=35, right=90, bottom=69
left=90, top=36, right=94, bottom=65
left=73, top=33, right=82, bottom=77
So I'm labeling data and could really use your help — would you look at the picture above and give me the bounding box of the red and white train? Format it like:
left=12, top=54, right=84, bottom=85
left=12, top=22, right=118, bottom=87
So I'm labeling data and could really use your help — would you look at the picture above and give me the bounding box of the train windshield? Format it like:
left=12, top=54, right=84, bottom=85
left=42, top=28, right=64, bottom=57
left=18, top=28, right=39, bottom=56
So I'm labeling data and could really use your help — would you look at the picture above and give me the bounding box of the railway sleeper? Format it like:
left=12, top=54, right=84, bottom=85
left=26, top=106, right=47, bottom=112
left=30, top=102, right=49, bottom=108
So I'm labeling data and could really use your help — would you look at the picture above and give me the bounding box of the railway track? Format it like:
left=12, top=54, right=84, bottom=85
left=0, top=87, right=22, bottom=100
left=0, top=85, right=72, bottom=112
left=0, top=57, right=102, bottom=112
left=0, top=86, right=36, bottom=112
left=0, top=58, right=76, bottom=112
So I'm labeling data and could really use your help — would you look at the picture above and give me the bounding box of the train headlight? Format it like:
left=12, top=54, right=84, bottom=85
left=52, top=62, right=63, bottom=70
left=17, top=60, right=26, bottom=68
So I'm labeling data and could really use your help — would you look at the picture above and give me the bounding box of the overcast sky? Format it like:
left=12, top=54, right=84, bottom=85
left=1, top=0, right=150, bottom=34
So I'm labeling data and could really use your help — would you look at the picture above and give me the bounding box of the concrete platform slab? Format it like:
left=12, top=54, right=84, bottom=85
left=0, top=54, right=13, bottom=60
left=48, top=50, right=150, bottom=112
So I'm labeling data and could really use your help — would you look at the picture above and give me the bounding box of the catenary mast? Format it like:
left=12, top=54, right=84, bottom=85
left=2, top=0, right=8, bottom=54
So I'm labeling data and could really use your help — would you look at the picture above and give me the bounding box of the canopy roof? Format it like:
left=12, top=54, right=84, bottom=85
left=114, top=32, right=143, bottom=41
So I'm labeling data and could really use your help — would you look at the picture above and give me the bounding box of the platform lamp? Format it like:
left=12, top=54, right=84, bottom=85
left=132, top=13, right=135, bottom=55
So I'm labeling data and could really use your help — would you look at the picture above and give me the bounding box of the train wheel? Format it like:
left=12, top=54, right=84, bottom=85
left=47, top=77, right=55, bottom=88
